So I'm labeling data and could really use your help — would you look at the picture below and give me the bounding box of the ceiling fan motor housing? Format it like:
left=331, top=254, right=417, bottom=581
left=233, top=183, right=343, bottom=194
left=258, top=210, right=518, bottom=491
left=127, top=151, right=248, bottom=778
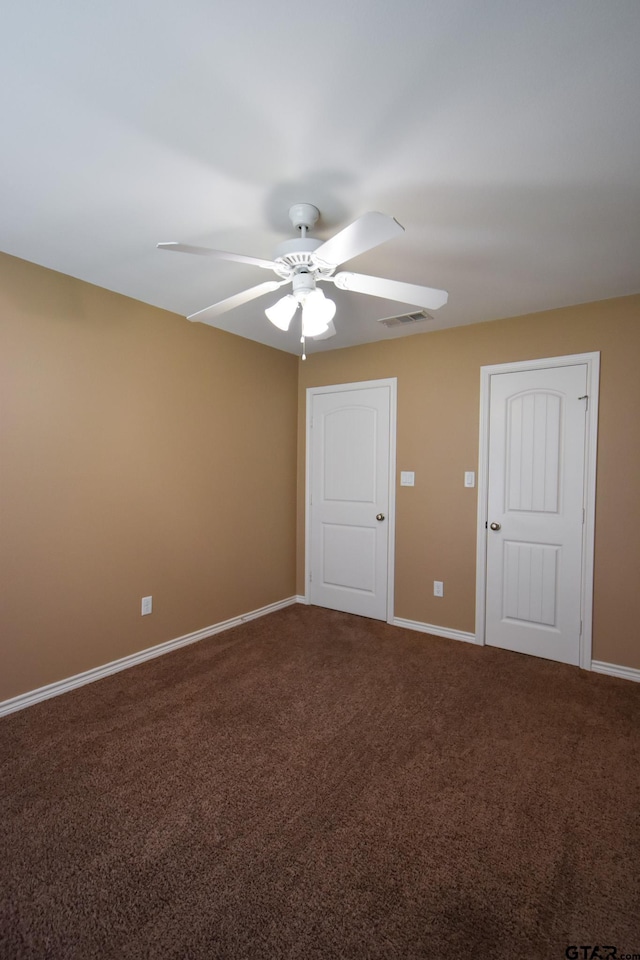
left=272, top=237, right=335, bottom=281
left=274, top=237, right=323, bottom=262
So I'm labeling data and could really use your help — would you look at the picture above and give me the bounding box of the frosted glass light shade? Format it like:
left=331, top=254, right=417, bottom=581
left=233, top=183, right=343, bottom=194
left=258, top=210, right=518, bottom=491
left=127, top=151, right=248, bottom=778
left=313, top=319, right=336, bottom=340
left=265, top=294, right=298, bottom=330
left=301, top=289, right=336, bottom=337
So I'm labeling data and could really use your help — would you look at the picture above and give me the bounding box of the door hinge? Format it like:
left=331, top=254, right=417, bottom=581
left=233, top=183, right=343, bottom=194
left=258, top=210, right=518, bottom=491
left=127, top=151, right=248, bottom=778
left=579, top=619, right=583, bottom=636
left=309, top=570, right=312, bottom=583
left=583, top=507, right=585, bottom=524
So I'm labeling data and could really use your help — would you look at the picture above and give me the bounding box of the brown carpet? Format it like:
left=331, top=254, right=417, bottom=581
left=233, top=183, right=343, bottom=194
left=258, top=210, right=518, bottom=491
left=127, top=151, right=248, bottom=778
left=1, top=605, right=639, bottom=960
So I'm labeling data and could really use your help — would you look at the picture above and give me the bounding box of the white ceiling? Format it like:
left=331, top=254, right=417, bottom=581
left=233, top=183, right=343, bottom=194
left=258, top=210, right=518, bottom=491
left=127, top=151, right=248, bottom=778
left=1, top=0, right=639, bottom=355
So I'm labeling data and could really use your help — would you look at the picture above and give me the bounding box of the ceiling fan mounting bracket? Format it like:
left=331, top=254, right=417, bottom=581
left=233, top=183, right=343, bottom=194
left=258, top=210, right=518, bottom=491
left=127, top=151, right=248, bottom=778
left=288, top=203, right=320, bottom=232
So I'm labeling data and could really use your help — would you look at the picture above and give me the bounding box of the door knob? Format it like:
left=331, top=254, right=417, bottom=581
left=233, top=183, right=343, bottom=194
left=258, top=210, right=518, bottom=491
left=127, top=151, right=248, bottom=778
left=376, top=513, right=385, bottom=521
left=489, top=522, right=501, bottom=531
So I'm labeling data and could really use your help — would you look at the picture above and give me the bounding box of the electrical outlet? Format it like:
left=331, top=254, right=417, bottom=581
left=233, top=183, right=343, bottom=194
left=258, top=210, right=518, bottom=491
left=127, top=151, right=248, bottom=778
left=141, top=596, right=153, bottom=616
left=433, top=581, right=444, bottom=597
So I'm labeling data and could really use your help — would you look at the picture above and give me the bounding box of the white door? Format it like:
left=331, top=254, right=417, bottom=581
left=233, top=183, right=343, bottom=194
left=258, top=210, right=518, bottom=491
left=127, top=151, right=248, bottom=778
left=308, top=382, right=394, bottom=620
left=485, top=364, right=588, bottom=665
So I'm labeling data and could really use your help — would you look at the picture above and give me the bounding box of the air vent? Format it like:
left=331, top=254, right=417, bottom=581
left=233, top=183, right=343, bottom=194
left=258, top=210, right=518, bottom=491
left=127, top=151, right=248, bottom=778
left=378, top=309, right=433, bottom=328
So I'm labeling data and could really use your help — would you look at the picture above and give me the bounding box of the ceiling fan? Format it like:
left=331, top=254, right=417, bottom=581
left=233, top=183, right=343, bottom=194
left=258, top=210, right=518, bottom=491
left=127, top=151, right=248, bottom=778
left=158, top=203, right=448, bottom=350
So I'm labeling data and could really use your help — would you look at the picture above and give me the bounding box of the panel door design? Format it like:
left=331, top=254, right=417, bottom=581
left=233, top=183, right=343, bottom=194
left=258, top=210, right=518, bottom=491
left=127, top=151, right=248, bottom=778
left=485, top=364, right=587, bottom=664
left=309, top=385, right=391, bottom=620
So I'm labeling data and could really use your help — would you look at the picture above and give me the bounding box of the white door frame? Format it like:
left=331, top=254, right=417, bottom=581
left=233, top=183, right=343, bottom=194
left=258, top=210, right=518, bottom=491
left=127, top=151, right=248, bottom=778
left=305, top=378, right=398, bottom=622
left=475, top=353, right=600, bottom=669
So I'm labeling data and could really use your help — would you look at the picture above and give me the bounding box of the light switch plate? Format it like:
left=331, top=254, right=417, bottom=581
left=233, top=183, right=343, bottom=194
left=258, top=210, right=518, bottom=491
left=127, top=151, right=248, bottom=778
left=400, top=471, right=415, bottom=486
left=464, top=471, right=476, bottom=488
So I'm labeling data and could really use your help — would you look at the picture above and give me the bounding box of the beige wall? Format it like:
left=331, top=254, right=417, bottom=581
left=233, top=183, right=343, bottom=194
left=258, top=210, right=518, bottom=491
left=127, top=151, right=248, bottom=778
left=1, top=253, right=298, bottom=701
left=297, top=295, right=640, bottom=670
left=2, top=249, right=639, bottom=704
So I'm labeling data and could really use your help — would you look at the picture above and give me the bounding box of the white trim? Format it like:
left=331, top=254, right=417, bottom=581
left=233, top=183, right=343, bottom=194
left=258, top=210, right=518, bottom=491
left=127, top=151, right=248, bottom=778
left=387, top=383, right=398, bottom=622
left=0, top=596, right=298, bottom=718
left=580, top=354, right=600, bottom=669
left=303, top=389, right=312, bottom=607
left=392, top=617, right=477, bottom=645
left=304, top=378, right=397, bottom=622
left=392, top=623, right=640, bottom=682
left=295, top=594, right=309, bottom=604
left=591, top=661, right=640, bottom=683
left=475, top=352, right=600, bottom=670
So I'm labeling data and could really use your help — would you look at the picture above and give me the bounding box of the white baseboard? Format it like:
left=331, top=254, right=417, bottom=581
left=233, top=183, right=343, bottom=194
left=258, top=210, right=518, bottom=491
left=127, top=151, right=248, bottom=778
left=295, top=594, right=309, bottom=604
left=591, top=660, right=640, bottom=683
left=0, top=596, right=299, bottom=718
left=391, top=617, right=478, bottom=645
left=392, top=623, right=640, bottom=682
left=5, top=603, right=636, bottom=718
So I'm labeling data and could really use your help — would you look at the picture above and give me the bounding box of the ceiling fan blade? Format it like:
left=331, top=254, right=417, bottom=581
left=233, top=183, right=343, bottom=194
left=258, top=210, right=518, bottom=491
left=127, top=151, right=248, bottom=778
left=333, top=272, right=448, bottom=310
left=311, top=212, right=404, bottom=268
left=157, top=242, right=277, bottom=271
left=187, top=280, right=286, bottom=323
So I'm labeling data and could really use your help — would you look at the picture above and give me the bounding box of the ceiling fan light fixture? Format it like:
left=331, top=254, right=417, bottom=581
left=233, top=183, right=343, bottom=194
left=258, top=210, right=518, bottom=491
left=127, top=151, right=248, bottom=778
left=301, top=288, right=336, bottom=337
left=312, top=319, right=336, bottom=341
left=265, top=294, right=298, bottom=331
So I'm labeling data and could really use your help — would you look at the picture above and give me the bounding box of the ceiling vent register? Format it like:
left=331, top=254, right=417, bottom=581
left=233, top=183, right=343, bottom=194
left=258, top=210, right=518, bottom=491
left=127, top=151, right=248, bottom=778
left=379, top=309, right=433, bottom=327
